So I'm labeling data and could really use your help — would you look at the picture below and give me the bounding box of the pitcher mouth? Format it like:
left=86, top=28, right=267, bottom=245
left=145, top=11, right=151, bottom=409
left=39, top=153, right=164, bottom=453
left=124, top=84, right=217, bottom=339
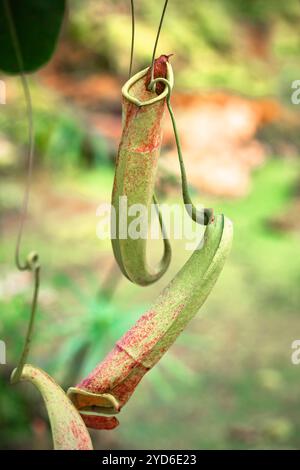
left=67, top=387, right=120, bottom=417
left=122, top=62, right=174, bottom=107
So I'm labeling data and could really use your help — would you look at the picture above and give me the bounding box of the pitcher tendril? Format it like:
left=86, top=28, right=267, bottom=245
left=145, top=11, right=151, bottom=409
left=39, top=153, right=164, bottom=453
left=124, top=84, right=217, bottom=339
left=4, top=0, right=41, bottom=381
left=129, top=0, right=135, bottom=78
left=3, top=0, right=36, bottom=271
left=149, top=0, right=169, bottom=92
left=11, top=253, right=40, bottom=384
left=123, top=67, right=213, bottom=226
left=151, top=76, right=214, bottom=225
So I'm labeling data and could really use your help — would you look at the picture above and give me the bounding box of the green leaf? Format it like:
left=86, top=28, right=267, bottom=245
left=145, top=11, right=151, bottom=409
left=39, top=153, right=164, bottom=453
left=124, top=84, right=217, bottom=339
left=0, top=0, right=66, bottom=74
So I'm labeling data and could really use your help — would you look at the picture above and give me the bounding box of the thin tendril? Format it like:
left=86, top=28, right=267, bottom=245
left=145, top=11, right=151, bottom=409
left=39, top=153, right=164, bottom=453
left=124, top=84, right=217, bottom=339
left=11, top=255, right=40, bottom=384
left=3, top=0, right=41, bottom=382
left=149, top=0, right=169, bottom=91
left=129, top=0, right=135, bottom=78
left=3, top=0, right=35, bottom=271
left=151, top=77, right=213, bottom=225
left=15, top=74, right=34, bottom=271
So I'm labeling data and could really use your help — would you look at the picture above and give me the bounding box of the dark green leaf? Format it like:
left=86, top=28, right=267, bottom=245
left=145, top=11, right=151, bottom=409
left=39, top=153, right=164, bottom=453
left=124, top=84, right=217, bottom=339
left=0, top=0, right=66, bottom=74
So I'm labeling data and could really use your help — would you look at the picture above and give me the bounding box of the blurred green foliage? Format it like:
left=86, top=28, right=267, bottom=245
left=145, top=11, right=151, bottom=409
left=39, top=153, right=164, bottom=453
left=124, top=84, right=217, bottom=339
left=0, top=81, right=110, bottom=171
left=69, top=0, right=300, bottom=95
left=225, top=0, right=300, bottom=24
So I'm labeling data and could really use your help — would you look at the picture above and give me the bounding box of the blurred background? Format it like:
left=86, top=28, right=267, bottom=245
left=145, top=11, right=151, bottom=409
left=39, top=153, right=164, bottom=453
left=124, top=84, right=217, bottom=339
left=0, top=0, right=300, bottom=449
